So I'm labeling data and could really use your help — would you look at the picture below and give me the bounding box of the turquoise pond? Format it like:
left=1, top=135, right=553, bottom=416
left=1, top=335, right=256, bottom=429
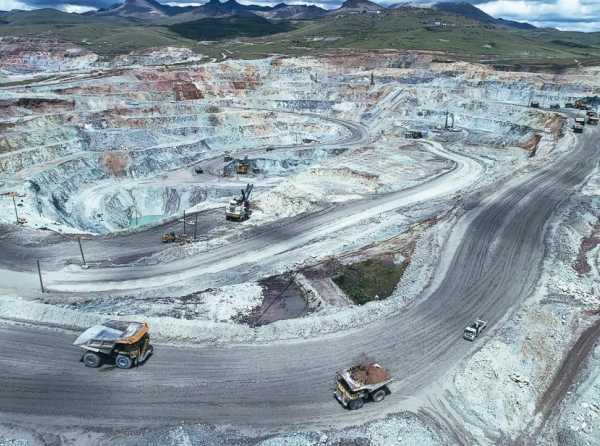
left=128, top=214, right=164, bottom=227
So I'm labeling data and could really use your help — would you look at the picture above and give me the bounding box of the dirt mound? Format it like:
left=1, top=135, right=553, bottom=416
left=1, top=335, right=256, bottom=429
left=350, top=363, right=390, bottom=385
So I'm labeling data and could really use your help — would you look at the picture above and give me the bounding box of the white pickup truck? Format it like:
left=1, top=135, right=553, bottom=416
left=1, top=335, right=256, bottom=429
left=463, top=319, right=487, bottom=341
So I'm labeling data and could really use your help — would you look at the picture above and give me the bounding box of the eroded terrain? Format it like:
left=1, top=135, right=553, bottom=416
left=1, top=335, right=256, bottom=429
left=1, top=42, right=600, bottom=446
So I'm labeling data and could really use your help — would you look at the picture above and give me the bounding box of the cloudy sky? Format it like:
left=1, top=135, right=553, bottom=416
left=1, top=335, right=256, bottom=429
left=0, top=0, right=598, bottom=32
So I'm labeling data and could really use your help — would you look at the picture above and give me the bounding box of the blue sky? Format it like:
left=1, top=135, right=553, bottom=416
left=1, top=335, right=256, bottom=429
left=0, top=0, right=599, bottom=32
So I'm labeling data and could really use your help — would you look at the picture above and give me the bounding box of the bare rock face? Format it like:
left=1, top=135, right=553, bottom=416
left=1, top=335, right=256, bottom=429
left=0, top=37, right=98, bottom=74
left=332, top=0, right=385, bottom=13
left=174, top=82, right=204, bottom=100
left=112, top=47, right=203, bottom=67
left=1, top=49, right=597, bottom=239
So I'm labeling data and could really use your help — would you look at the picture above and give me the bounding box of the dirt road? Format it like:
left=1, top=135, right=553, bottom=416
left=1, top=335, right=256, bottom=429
left=0, top=127, right=596, bottom=431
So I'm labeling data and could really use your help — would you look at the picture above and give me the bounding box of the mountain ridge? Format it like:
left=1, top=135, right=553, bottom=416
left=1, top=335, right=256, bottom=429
left=432, top=2, right=536, bottom=30
left=0, top=0, right=538, bottom=30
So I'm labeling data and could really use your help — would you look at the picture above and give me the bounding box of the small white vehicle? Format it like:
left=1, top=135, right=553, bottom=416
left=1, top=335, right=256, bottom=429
left=463, top=319, right=487, bottom=341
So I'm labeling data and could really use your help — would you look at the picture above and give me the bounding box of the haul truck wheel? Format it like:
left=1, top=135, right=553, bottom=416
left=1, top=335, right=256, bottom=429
left=83, top=352, right=102, bottom=368
left=115, top=354, right=133, bottom=369
left=140, top=345, right=154, bottom=363
left=348, top=398, right=364, bottom=410
left=371, top=389, right=386, bottom=403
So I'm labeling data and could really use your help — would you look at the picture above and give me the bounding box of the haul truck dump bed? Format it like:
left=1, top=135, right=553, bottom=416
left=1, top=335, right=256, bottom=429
left=74, top=320, right=153, bottom=369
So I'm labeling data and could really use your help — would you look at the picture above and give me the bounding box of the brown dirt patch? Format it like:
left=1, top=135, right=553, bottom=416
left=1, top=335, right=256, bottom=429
left=174, top=81, right=203, bottom=100
left=584, top=308, right=600, bottom=317
left=0, top=98, right=75, bottom=115
left=573, top=221, right=600, bottom=275
left=100, top=151, right=130, bottom=177
left=521, top=133, right=542, bottom=157
left=350, top=362, right=391, bottom=385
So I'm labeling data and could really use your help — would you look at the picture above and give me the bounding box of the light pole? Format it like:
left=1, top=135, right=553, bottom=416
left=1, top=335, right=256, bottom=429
left=11, top=194, right=18, bottom=224
left=78, top=237, right=87, bottom=267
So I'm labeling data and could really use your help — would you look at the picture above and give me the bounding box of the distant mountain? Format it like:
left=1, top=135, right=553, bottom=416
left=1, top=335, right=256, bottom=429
left=1, top=0, right=537, bottom=31
left=432, top=2, right=535, bottom=29
left=387, top=1, right=433, bottom=8
left=161, top=0, right=259, bottom=24
left=217, top=0, right=258, bottom=13
left=331, top=0, right=385, bottom=14
left=433, top=2, right=495, bottom=23
left=496, top=17, right=536, bottom=30
left=187, top=0, right=244, bottom=17
left=2, top=7, right=124, bottom=24
left=255, top=3, right=327, bottom=20
left=235, top=0, right=273, bottom=12
left=164, top=0, right=324, bottom=23
left=93, top=0, right=192, bottom=20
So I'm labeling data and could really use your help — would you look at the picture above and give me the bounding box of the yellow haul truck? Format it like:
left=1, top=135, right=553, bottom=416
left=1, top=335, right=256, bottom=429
left=334, top=362, right=392, bottom=410
left=74, top=320, right=153, bottom=369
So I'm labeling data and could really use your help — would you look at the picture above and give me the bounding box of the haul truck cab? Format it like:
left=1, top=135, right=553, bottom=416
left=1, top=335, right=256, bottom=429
left=463, top=319, right=487, bottom=341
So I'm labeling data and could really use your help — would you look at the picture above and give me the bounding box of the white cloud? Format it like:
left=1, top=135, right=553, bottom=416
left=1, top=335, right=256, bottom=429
left=532, top=20, right=600, bottom=31
left=0, top=0, right=33, bottom=10
left=163, top=1, right=202, bottom=6
left=479, top=0, right=600, bottom=31
left=57, top=3, right=97, bottom=12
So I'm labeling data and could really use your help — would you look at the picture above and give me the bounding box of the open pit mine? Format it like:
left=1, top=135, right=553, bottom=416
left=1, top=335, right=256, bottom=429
left=1, top=43, right=600, bottom=446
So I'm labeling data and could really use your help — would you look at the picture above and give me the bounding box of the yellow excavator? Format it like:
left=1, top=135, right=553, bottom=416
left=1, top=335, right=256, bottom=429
left=162, top=231, right=177, bottom=243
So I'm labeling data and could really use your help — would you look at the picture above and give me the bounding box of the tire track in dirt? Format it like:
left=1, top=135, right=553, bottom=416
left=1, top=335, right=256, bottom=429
left=536, top=318, right=600, bottom=421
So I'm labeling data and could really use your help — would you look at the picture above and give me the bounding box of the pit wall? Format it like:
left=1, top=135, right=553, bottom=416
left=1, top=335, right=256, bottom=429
left=2, top=56, right=600, bottom=234
left=0, top=107, right=346, bottom=232
left=72, top=183, right=239, bottom=233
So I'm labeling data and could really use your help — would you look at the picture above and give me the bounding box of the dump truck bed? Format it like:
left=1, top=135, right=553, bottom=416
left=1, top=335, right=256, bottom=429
left=338, top=363, right=392, bottom=392
left=74, top=321, right=149, bottom=348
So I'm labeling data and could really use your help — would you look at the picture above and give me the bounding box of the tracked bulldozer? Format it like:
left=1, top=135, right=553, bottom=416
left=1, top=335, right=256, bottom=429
left=74, top=320, right=153, bottom=369
left=226, top=183, right=253, bottom=221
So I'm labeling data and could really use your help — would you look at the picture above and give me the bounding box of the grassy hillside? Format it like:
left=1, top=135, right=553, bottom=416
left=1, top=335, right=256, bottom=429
left=212, top=9, right=600, bottom=67
left=1, top=6, right=600, bottom=67
left=168, top=15, right=293, bottom=40
left=0, top=9, right=199, bottom=55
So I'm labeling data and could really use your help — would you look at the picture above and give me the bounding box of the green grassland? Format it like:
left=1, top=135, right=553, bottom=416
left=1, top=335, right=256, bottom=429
left=2, top=7, right=600, bottom=67
left=216, top=10, right=600, bottom=67
left=333, top=257, right=409, bottom=305
left=168, top=15, right=293, bottom=40
left=0, top=9, right=200, bottom=56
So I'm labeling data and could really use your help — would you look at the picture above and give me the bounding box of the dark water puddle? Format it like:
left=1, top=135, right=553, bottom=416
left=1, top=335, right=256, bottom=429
left=235, top=275, right=311, bottom=327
